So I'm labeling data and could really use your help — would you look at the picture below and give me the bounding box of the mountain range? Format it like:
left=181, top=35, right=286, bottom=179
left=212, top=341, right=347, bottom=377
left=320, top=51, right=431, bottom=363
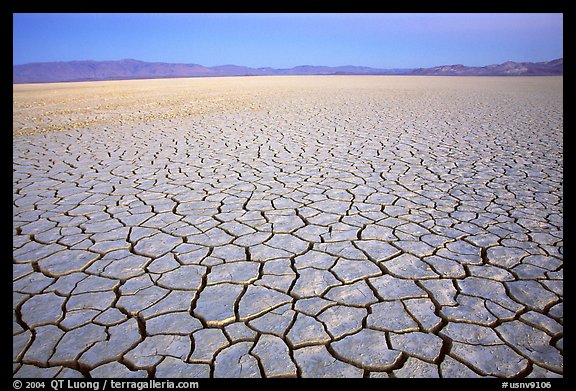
left=13, top=58, right=563, bottom=84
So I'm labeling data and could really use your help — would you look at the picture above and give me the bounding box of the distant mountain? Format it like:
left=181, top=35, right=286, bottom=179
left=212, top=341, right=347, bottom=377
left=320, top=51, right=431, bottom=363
left=411, top=58, right=563, bottom=76
left=12, top=59, right=216, bottom=83
left=13, top=58, right=563, bottom=84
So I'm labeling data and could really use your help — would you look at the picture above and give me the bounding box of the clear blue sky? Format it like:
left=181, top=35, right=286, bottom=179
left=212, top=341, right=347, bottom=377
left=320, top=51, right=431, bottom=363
left=13, top=13, right=563, bottom=68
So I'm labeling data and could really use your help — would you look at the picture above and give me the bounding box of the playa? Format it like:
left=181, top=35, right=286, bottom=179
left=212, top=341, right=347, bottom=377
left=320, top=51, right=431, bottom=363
left=13, top=76, right=563, bottom=378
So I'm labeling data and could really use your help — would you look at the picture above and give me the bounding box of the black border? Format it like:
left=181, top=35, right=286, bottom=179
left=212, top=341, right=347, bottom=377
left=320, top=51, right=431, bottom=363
left=9, top=2, right=570, bottom=388
left=7, top=1, right=568, bottom=13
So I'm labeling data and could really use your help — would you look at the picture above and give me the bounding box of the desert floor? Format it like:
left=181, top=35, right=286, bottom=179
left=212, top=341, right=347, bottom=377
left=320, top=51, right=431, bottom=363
left=13, top=76, right=563, bottom=378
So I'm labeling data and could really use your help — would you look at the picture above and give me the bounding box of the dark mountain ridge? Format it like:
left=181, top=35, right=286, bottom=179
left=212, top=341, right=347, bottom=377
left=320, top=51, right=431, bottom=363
left=13, top=58, right=563, bottom=84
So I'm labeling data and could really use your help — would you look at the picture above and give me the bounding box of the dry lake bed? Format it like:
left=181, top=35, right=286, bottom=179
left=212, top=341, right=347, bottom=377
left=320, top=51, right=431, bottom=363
left=13, top=76, right=563, bottom=378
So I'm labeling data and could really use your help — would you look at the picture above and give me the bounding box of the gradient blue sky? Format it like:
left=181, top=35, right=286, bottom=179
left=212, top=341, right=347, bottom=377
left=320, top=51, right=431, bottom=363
left=13, top=13, right=563, bottom=68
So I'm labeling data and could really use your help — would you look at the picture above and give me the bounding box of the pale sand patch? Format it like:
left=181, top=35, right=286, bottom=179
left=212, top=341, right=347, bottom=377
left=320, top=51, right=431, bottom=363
left=13, top=75, right=562, bottom=137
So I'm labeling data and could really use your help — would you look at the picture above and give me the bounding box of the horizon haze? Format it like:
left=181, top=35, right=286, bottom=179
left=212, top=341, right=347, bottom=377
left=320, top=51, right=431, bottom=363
left=12, top=57, right=563, bottom=84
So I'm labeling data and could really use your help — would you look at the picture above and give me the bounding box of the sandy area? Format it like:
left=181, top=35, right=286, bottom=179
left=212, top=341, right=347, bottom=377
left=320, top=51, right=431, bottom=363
left=13, top=76, right=562, bottom=137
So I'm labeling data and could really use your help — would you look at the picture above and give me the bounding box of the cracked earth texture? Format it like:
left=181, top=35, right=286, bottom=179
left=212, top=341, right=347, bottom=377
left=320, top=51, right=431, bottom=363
left=13, top=76, right=563, bottom=378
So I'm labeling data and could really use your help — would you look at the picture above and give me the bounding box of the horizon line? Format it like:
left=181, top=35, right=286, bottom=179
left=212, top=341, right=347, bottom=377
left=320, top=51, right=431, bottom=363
left=12, top=56, right=564, bottom=70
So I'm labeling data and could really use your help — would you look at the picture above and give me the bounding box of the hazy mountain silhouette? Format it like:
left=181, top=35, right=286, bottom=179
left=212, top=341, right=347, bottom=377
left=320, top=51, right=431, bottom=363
left=13, top=58, right=563, bottom=84
left=411, top=58, right=563, bottom=76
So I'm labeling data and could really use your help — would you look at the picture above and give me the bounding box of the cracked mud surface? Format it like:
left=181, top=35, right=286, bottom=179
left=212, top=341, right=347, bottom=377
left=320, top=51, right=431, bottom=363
left=13, top=76, right=563, bottom=378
